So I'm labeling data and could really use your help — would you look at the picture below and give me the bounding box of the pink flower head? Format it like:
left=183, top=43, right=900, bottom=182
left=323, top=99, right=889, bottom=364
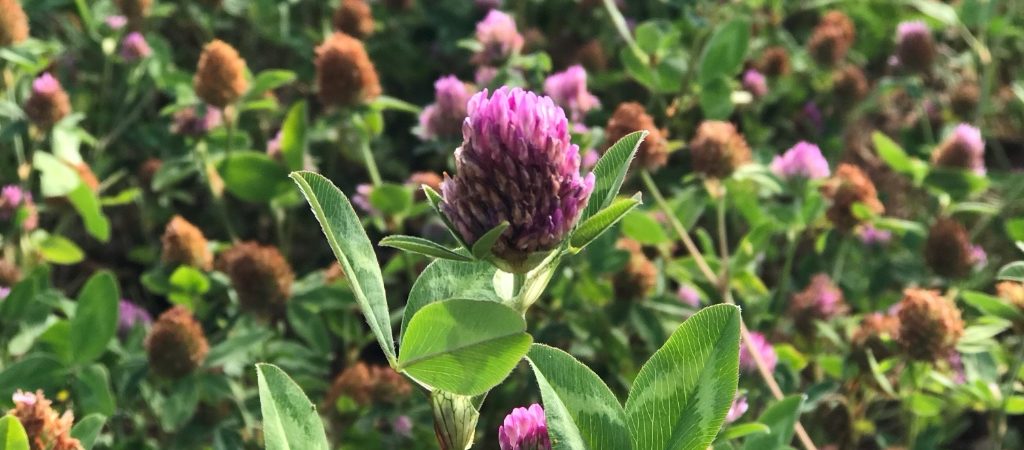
left=12, top=389, right=37, bottom=406
left=118, top=299, right=152, bottom=335
left=475, top=66, right=499, bottom=87
left=581, top=149, right=600, bottom=171
left=33, top=73, right=62, bottom=96
left=543, top=65, right=599, bottom=122
left=858, top=224, right=892, bottom=246
left=740, top=331, right=777, bottom=373
left=105, top=15, right=128, bottom=30
left=742, top=69, right=768, bottom=98
left=897, top=21, right=930, bottom=44
left=393, top=415, right=413, bottom=437
left=418, top=75, right=474, bottom=140
left=796, top=273, right=846, bottom=319
left=498, top=404, right=551, bottom=450
left=970, top=245, right=987, bottom=268
left=0, top=287, right=10, bottom=300
left=726, top=395, right=749, bottom=423
left=677, top=284, right=701, bottom=307
left=351, top=183, right=376, bottom=215
left=1, top=185, right=25, bottom=210
left=771, top=141, right=830, bottom=180
left=441, top=87, right=595, bottom=271
left=172, top=105, right=223, bottom=136
left=474, top=10, right=524, bottom=66
left=120, top=32, right=152, bottom=61
left=949, top=123, right=986, bottom=174
left=267, top=131, right=283, bottom=160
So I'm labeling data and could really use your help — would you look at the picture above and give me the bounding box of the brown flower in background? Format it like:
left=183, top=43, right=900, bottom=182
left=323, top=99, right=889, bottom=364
left=0, top=259, right=22, bottom=287
left=0, top=0, right=29, bottom=46
left=326, top=362, right=412, bottom=407
left=758, top=46, right=790, bottom=77
left=833, top=65, right=868, bottom=106
left=895, top=21, right=935, bottom=74
left=923, top=218, right=975, bottom=278
left=138, top=158, right=163, bottom=189
left=218, top=242, right=294, bottom=318
left=996, top=281, right=1024, bottom=311
left=161, top=215, right=213, bottom=270
left=689, top=121, right=752, bottom=179
left=821, top=164, right=884, bottom=232
left=145, top=306, right=210, bottom=379
left=808, top=11, right=855, bottom=67
left=612, top=238, right=657, bottom=301
left=194, top=40, right=248, bottom=109
left=896, top=289, right=964, bottom=362
left=7, top=390, right=83, bottom=450
left=950, top=81, right=979, bottom=119
left=851, top=312, right=901, bottom=365
left=115, top=0, right=152, bottom=28
left=315, top=32, right=381, bottom=108
left=790, top=273, right=848, bottom=332
left=604, top=102, right=667, bottom=171
left=333, top=0, right=375, bottom=38
left=73, top=162, right=100, bottom=192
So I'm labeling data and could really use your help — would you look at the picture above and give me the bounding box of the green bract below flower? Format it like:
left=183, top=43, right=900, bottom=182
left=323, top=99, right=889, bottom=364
left=441, top=86, right=595, bottom=273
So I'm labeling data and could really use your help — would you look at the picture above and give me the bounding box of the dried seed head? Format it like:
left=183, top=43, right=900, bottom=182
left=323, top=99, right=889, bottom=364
left=8, top=390, right=83, bottom=450
left=996, top=281, right=1024, bottom=311
left=407, top=171, right=443, bottom=201
left=850, top=312, right=900, bottom=366
left=575, top=39, right=608, bottom=72
left=441, top=87, right=594, bottom=273
left=895, top=21, right=935, bottom=73
left=193, top=40, right=248, bottom=108
left=613, top=238, right=657, bottom=301
left=0, top=0, right=29, bottom=46
left=896, top=289, right=964, bottom=361
left=333, top=0, right=374, bottom=38
left=808, top=11, right=855, bottom=67
left=138, top=157, right=162, bottom=189
left=821, top=164, right=884, bottom=232
left=417, top=75, right=474, bottom=140
left=24, top=73, right=71, bottom=130
left=145, top=306, right=209, bottom=379
left=114, top=0, right=151, bottom=28
left=326, top=362, right=412, bottom=407
left=931, top=123, right=985, bottom=174
left=171, top=105, right=222, bottom=136
left=604, top=102, right=667, bottom=171
left=161, top=215, right=213, bottom=271
left=790, top=273, right=848, bottom=332
left=950, top=81, right=979, bottom=119
left=923, top=217, right=976, bottom=278
left=689, top=121, right=752, bottom=179
left=315, top=32, right=381, bottom=108
left=217, top=242, right=294, bottom=318
left=0, top=259, right=21, bottom=287
left=833, top=65, right=868, bottom=106
left=758, top=46, right=790, bottom=77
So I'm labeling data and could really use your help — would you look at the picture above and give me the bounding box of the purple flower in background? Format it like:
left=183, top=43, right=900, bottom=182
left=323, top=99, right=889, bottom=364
left=742, top=69, right=768, bottom=98
left=473, top=10, right=524, bottom=66
left=858, top=224, right=893, bottom=246
left=120, top=32, right=152, bottom=61
left=475, top=66, right=499, bottom=87
left=118, top=300, right=152, bottom=335
left=802, top=101, right=823, bottom=134
left=771, top=141, right=830, bottom=180
left=498, top=404, right=550, bottom=450
left=0, top=185, right=25, bottom=219
left=172, top=105, right=223, bottom=136
left=581, top=149, right=600, bottom=171
left=418, top=75, right=474, bottom=140
left=266, top=130, right=283, bottom=160
left=897, top=21, right=930, bottom=42
left=740, top=331, right=777, bottom=373
left=970, top=245, right=987, bottom=268
left=105, top=15, right=127, bottom=30
left=12, top=390, right=36, bottom=406
left=33, top=72, right=61, bottom=96
left=677, top=284, right=701, bottom=307
left=932, top=123, right=985, bottom=174
left=543, top=65, right=599, bottom=122
left=351, top=183, right=376, bottom=215
left=441, top=87, right=594, bottom=272
left=393, top=415, right=413, bottom=437
left=948, top=352, right=966, bottom=384
left=0, top=287, right=9, bottom=301
left=726, top=395, right=749, bottom=423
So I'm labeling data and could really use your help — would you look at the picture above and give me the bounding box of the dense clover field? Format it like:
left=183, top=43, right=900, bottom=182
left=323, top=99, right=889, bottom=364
left=1, top=0, right=1024, bottom=449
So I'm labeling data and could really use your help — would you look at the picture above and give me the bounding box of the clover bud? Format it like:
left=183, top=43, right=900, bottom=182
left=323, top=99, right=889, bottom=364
left=194, top=40, right=248, bottom=109
left=604, top=102, right=667, bottom=171
left=145, top=306, right=210, bottom=378
left=217, top=242, right=294, bottom=318
left=161, top=215, right=213, bottom=270
left=315, top=32, right=381, bottom=108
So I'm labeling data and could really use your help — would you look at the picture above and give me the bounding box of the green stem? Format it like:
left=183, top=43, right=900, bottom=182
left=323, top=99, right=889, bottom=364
left=225, top=107, right=237, bottom=157
left=639, top=170, right=718, bottom=284
left=601, top=0, right=644, bottom=60
left=773, top=233, right=799, bottom=314
left=716, top=191, right=730, bottom=287
left=359, top=136, right=382, bottom=187
left=832, top=236, right=851, bottom=284
left=995, top=337, right=1024, bottom=447
left=513, top=272, right=527, bottom=297
left=195, top=142, right=239, bottom=242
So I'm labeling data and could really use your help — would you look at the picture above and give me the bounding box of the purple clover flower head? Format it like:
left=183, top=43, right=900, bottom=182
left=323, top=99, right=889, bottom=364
left=105, top=15, right=128, bottom=30
left=418, top=75, right=474, bottom=140
left=172, top=105, right=223, bottom=136
left=33, top=73, right=62, bottom=96
left=581, top=149, right=600, bottom=171
left=742, top=69, right=768, bottom=98
left=118, top=300, right=152, bottom=335
left=543, top=65, right=599, bottom=122
left=267, top=131, right=283, bottom=160
left=858, top=224, right=893, bottom=246
left=771, top=141, right=830, bottom=180
left=475, top=66, right=499, bottom=87
left=393, top=415, right=413, bottom=437
left=0, top=185, right=25, bottom=219
left=802, top=101, right=823, bottom=134
left=948, top=351, right=966, bottom=384
left=351, top=183, right=376, bottom=215
left=474, top=10, right=524, bottom=66
left=0, top=287, right=9, bottom=301
left=950, top=123, right=986, bottom=174
left=441, top=87, right=595, bottom=273
left=970, top=245, right=987, bottom=268
left=740, top=331, right=777, bottom=373
left=120, top=32, right=152, bottom=61
left=677, top=284, right=701, bottom=307
left=726, top=395, right=749, bottom=424
left=897, top=21, right=930, bottom=44
left=498, top=404, right=551, bottom=450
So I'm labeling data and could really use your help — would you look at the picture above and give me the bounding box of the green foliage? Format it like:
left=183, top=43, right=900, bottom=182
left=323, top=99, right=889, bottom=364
left=256, top=364, right=330, bottom=450
left=70, top=272, right=119, bottom=364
